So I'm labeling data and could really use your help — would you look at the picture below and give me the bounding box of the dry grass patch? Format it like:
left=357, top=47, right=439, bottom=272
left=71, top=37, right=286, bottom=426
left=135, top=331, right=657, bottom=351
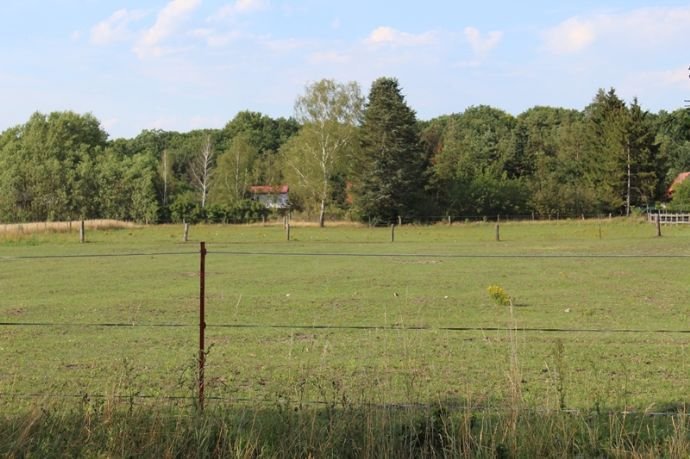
left=0, top=219, right=138, bottom=236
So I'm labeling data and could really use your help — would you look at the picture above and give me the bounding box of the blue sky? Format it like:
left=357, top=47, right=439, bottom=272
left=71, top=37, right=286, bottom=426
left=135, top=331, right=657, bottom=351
left=1, top=0, right=689, bottom=139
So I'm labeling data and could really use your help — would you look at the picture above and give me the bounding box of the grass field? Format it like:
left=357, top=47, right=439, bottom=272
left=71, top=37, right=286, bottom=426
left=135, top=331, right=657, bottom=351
left=1, top=219, right=689, bottom=456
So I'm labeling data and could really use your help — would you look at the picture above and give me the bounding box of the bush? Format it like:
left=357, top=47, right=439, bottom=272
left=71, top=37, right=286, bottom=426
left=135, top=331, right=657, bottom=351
left=669, top=180, right=690, bottom=212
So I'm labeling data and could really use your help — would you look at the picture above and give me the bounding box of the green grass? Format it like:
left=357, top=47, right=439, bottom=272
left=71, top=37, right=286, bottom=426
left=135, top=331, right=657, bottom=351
left=1, top=219, right=689, bottom=456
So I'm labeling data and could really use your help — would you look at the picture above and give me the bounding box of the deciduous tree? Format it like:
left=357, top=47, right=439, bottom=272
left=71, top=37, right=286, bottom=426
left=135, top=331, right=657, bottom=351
left=281, top=79, right=364, bottom=226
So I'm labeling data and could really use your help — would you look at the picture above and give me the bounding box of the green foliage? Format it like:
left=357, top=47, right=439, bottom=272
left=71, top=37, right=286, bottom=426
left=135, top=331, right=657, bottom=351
left=210, top=132, right=258, bottom=206
left=282, top=79, right=363, bottom=226
left=352, top=77, right=429, bottom=222
left=669, top=179, right=690, bottom=211
left=0, top=85, right=681, bottom=224
left=0, top=111, right=108, bottom=221
left=170, top=193, right=268, bottom=224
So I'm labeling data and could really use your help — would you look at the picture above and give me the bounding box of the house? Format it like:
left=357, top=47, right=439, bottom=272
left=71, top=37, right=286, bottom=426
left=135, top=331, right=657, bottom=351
left=249, top=185, right=289, bottom=209
left=666, top=172, right=690, bottom=199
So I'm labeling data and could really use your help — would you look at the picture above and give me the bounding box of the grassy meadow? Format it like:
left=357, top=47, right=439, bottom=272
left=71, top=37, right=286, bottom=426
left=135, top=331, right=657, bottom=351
left=1, top=218, right=689, bottom=456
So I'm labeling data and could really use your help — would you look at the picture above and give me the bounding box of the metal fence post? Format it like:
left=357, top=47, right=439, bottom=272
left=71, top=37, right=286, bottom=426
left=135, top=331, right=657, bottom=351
left=199, top=241, right=207, bottom=410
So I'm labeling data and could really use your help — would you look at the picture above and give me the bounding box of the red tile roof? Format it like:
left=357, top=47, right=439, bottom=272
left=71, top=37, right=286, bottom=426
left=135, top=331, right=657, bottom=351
left=667, top=172, right=690, bottom=198
left=249, top=185, right=289, bottom=194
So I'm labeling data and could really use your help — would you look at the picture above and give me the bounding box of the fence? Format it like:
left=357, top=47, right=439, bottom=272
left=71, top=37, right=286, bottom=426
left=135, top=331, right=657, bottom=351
left=0, top=232, right=690, bottom=416
left=648, top=212, right=690, bottom=224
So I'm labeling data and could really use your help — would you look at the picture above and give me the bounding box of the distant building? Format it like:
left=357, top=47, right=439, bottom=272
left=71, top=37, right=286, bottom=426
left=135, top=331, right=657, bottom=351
left=666, top=172, right=690, bottom=199
left=249, top=185, right=289, bottom=209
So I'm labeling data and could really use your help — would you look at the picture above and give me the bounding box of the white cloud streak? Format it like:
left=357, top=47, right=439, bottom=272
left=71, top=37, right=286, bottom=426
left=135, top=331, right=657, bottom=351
left=464, top=27, right=503, bottom=56
left=134, top=0, right=201, bottom=58
left=211, top=0, right=270, bottom=20
left=544, top=6, right=690, bottom=55
left=90, top=9, right=146, bottom=45
left=364, top=26, right=438, bottom=47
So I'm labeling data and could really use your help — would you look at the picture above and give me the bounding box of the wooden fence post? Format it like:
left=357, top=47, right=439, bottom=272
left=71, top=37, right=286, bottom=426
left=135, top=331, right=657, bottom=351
left=286, top=223, right=291, bottom=241
left=391, top=223, right=395, bottom=242
left=656, top=212, right=662, bottom=237
left=183, top=222, right=190, bottom=242
left=79, top=220, right=85, bottom=243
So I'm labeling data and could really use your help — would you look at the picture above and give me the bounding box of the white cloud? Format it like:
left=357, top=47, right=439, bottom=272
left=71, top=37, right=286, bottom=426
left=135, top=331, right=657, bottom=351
left=262, top=37, right=311, bottom=52
left=544, top=6, right=690, bottom=55
left=308, top=51, right=351, bottom=65
left=542, top=17, right=596, bottom=54
left=464, top=27, right=503, bottom=56
left=134, top=0, right=201, bottom=58
left=211, top=0, right=270, bottom=20
left=90, top=9, right=145, bottom=45
left=192, top=28, right=244, bottom=47
left=364, top=26, right=437, bottom=47
left=629, top=66, right=690, bottom=90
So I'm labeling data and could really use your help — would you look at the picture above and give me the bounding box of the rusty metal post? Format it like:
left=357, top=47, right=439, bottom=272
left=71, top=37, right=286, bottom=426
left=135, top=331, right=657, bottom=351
left=199, top=241, right=207, bottom=410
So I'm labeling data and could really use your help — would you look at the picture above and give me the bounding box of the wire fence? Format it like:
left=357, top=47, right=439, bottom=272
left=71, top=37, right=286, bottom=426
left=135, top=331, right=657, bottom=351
left=1, top=241, right=689, bottom=413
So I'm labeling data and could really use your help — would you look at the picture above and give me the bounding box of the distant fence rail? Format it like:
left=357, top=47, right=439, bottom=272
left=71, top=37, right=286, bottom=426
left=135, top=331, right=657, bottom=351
left=648, top=212, right=690, bottom=224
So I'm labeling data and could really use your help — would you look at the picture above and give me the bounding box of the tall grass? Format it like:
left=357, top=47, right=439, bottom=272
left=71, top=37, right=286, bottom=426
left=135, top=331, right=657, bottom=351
left=1, top=396, right=687, bottom=458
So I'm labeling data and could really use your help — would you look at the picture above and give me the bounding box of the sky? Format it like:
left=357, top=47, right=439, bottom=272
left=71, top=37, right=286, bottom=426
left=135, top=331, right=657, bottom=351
left=1, top=0, right=689, bottom=139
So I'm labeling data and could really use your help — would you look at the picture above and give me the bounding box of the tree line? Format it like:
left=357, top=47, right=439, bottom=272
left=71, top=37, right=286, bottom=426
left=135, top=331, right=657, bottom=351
left=1, top=78, right=690, bottom=225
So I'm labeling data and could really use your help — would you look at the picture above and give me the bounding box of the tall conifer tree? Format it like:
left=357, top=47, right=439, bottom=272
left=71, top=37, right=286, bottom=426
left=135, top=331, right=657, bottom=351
left=352, top=77, right=428, bottom=222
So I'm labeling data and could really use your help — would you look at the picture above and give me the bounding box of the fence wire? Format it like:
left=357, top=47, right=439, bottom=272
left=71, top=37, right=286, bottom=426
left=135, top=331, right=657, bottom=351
left=2, top=244, right=688, bottom=409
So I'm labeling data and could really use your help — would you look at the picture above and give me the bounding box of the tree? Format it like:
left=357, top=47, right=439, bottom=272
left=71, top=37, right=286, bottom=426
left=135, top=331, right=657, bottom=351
left=0, top=111, right=108, bottom=222
left=189, top=134, right=215, bottom=208
left=430, top=106, right=524, bottom=216
left=670, top=179, right=690, bottom=210
left=351, top=77, right=428, bottom=222
left=211, top=132, right=257, bottom=205
left=582, top=90, right=660, bottom=215
left=622, top=99, right=659, bottom=214
left=654, top=109, right=690, bottom=196
left=281, top=79, right=364, bottom=226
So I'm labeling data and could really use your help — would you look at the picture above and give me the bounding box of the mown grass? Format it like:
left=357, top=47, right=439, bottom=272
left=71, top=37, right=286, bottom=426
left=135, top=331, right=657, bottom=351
left=1, top=218, right=689, bottom=456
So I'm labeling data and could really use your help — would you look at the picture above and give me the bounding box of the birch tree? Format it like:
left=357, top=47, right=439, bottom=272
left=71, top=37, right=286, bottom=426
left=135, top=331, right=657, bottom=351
left=281, top=79, right=363, bottom=226
left=189, top=134, right=215, bottom=208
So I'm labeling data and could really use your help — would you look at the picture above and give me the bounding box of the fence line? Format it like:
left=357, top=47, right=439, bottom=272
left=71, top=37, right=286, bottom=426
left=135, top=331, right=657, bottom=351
left=208, top=250, right=690, bottom=259
left=1, top=250, right=197, bottom=261
left=5, top=250, right=690, bottom=262
left=2, top=320, right=689, bottom=334
left=648, top=212, right=690, bottom=224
